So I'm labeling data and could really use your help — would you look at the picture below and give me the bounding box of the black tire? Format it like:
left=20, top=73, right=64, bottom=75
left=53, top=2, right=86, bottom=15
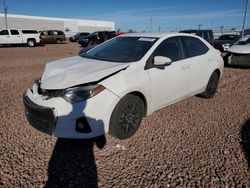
left=200, top=72, right=219, bottom=98
left=56, top=39, right=62, bottom=44
left=27, top=39, right=35, bottom=47
left=109, top=94, right=144, bottom=140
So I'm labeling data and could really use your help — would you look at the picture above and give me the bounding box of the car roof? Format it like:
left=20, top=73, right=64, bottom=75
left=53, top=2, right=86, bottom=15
left=239, top=35, right=250, bottom=41
left=180, top=29, right=212, bottom=32
left=120, top=32, right=197, bottom=39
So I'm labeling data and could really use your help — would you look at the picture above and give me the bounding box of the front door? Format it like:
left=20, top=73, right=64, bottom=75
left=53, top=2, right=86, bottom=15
left=147, top=37, right=191, bottom=111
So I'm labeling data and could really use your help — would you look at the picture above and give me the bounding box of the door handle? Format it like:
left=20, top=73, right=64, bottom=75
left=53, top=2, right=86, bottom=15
left=7, top=36, right=10, bottom=38
left=182, top=65, right=190, bottom=70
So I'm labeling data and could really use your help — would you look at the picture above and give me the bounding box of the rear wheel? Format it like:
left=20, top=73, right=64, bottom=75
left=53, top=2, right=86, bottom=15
left=27, top=39, right=35, bottom=47
left=109, top=94, right=144, bottom=140
left=200, top=72, right=219, bottom=98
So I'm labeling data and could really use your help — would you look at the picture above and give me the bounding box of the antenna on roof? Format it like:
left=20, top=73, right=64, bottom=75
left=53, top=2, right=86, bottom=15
left=3, top=0, right=8, bottom=28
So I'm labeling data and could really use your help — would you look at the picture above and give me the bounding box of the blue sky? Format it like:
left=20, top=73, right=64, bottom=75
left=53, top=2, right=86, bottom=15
left=0, top=0, right=249, bottom=32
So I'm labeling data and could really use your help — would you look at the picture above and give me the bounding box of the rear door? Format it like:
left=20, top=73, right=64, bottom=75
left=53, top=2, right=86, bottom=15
left=47, top=31, right=54, bottom=42
left=180, top=36, right=211, bottom=94
left=0, top=29, right=10, bottom=44
left=10, top=29, right=22, bottom=44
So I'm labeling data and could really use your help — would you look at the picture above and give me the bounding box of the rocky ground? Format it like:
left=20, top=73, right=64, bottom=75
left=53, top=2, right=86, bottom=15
left=0, top=42, right=249, bottom=188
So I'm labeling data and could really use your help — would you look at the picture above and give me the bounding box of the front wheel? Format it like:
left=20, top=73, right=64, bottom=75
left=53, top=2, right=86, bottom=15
left=27, top=39, right=35, bottom=47
left=109, top=95, right=144, bottom=140
left=200, top=72, right=219, bottom=98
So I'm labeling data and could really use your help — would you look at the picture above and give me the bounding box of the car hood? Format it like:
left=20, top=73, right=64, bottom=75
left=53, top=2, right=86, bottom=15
left=40, top=56, right=130, bottom=89
left=227, top=45, right=250, bottom=54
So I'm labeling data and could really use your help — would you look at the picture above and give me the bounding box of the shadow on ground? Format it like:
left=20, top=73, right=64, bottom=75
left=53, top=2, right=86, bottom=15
left=240, top=118, right=250, bottom=168
left=45, top=136, right=106, bottom=188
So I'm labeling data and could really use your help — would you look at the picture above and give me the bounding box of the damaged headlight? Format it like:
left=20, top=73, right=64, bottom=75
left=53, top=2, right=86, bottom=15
left=63, top=85, right=105, bottom=103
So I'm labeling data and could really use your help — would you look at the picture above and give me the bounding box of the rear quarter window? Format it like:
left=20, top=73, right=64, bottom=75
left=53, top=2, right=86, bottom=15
left=22, top=30, right=38, bottom=34
left=182, top=36, right=209, bottom=58
left=57, top=31, right=64, bottom=35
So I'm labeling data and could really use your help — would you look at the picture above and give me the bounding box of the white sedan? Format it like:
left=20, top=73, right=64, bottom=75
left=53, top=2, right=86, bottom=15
left=23, top=33, right=224, bottom=140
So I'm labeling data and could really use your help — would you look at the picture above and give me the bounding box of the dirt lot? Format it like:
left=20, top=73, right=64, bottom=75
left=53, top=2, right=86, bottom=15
left=0, top=42, right=250, bottom=188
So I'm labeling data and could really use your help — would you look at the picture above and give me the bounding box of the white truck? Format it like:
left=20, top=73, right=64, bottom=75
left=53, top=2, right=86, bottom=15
left=0, top=28, right=40, bottom=47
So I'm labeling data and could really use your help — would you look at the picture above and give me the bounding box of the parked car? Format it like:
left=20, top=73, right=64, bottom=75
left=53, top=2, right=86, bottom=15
left=78, top=31, right=116, bottom=47
left=214, top=34, right=241, bottom=52
left=226, top=35, right=250, bottom=66
left=40, top=30, right=66, bottom=44
left=69, top=32, right=90, bottom=42
left=23, top=33, right=223, bottom=140
left=179, top=29, right=214, bottom=45
left=0, top=28, right=40, bottom=47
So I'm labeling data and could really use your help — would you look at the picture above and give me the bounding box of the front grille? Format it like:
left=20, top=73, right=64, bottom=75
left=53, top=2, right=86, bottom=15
left=23, top=95, right=56, bottom=135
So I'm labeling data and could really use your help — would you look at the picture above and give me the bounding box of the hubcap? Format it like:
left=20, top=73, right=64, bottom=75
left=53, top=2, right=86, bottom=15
left=118, top=104, right=139, bottom=133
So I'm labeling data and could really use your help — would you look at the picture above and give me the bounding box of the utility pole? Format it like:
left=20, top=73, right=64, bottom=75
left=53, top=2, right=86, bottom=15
left=242, top=0, right=249, bottom=37
left=150, top=15, right=153, bottom=32
left=220, top=25, right=224, bottom=35
left=198, top=24, right=202, bottom=30
left=3, top=0, right=8, bottom=28
left=158, top=26, right=161, bottom=33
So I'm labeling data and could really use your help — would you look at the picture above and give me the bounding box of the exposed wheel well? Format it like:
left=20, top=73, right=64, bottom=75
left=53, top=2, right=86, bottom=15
left=27, top=38, right=35, bottom=42
left=214, top=69, right=221, bottom=78
left=128, top=91, right=147, bottom=117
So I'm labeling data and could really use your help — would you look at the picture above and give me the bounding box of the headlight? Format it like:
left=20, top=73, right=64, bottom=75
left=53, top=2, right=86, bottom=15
left=63, top=85, right=105, bottom=103
left=222, top=43, right=230, bottom=50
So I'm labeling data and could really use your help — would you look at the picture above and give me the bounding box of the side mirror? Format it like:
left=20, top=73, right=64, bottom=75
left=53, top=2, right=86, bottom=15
left=153, top=56, right=172, bottom=66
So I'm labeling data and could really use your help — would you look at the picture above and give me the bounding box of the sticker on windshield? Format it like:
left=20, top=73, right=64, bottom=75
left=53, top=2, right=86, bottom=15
left=138, top=38, right=156, bottom=42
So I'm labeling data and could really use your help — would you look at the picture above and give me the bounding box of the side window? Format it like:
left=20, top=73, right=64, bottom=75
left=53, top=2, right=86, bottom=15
left=153, top=37, right=183, bottom=62
left=0, top=30, right=9, bottom=35
left=21, top=30, right=38, bottom=34
left=48, top=31, right=53, bottom=35
left=10, top=30, right=19, bottom=35
left=53, top=31, right=58, bottom=35
left=57, top=31, right=63, bottom=35
left=182, top=36, right=209, bottom=58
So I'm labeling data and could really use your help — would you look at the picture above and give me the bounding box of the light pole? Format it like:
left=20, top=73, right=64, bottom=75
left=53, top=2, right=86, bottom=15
left=242, top=0, right=249, bottom=37
left=3, top=0, right=8, bottom=28
left=220, top=25, right=224, bottom=35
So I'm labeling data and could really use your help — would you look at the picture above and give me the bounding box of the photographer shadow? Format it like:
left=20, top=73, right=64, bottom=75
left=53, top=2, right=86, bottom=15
left=240, top=118, right=250, bottom=168
left=45, top=135, right=106, bottom=188
left=45, top=100, right=106, bottom=188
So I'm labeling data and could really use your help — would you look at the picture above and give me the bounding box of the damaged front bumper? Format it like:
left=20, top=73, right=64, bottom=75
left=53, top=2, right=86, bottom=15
left=22, top=83, right=120, bottom=139
left=228, top=54, right=250, bottom=66
left=23, top=94, right=57, bottom=135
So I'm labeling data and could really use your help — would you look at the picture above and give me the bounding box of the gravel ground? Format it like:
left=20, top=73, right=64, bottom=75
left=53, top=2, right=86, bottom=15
left=0, top=42, right=249, bottom=188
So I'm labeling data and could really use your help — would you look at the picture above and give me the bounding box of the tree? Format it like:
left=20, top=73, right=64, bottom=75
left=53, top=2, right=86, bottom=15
left=128, top=29, right=136, bottom=33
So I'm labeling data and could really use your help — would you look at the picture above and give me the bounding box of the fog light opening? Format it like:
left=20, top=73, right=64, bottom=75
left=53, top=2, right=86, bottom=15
left=76, top=117, right=92, bottom=133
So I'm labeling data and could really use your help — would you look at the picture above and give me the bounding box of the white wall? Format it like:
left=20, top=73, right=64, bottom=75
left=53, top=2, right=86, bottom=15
left=0, top=14, right=115, bottom=36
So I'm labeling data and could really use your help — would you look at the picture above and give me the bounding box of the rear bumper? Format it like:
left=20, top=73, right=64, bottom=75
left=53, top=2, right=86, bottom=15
left=23, top=94, right=56, bottom=135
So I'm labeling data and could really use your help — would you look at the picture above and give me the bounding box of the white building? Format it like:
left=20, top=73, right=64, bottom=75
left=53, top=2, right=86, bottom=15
left=0, top=14, right=115, bottom=36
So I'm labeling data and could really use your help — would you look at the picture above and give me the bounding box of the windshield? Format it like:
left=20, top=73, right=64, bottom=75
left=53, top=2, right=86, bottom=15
left=81, top=36, right=158, bottom=63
